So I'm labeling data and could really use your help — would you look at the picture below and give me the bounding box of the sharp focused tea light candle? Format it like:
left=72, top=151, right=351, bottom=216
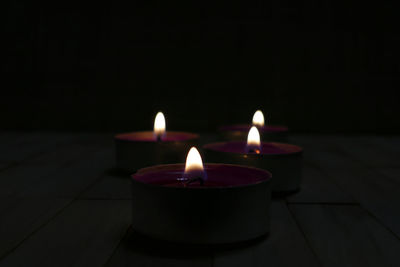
left=131, top=147, right=272, bottom=244
left=115, top=112, right=199, bottom=172
left=205, top=127, right=302, bottom=194
left=219, top=110, right=288, bottom=142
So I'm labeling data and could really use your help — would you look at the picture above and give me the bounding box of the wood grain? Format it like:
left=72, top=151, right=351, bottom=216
left=287, top=161, right=355, bottom=204
left=106, top=227, right=213, bottom=267
left=80, top=172, right=132, bottom=200
left=213, top=201, right=320, bottom=267
left=291, top=135, right=400, bottom=238
left=0, top=200, right=131, bottom=267
left=18, top=147, right=113, bottom=198
left=0, top=133, right=398, bottom=267
left=289, top=204, right=400, bottom=267
left=0, top=198, right=70, bottom=259
left=0, top=132, right=74, bottom=163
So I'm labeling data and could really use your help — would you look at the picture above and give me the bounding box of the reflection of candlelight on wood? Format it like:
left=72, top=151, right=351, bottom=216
left=153, top=111, right=166, bottom=141
left=246, top=126, right=261, bottom=154
left=184, top=147, right=206, bottom=185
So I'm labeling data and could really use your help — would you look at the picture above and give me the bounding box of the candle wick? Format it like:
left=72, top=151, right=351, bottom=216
left=156, top=135, right=162, bottom=142
left=185, top=177, right=204, bottom=186
left=247, top=148, right=261, bottom=154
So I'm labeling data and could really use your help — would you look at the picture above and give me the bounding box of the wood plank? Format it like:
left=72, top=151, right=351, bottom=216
left=80, top=172, right=132, bottom=200
left=25, top=142, right=101, bottom=164
left=327, top=136, right=400, bottom=183
left=0, top=200, right=131, bottom=267
left=320, top=135, right=400, bottom=168
left=362, top=136, right=400, bottom=167
left=18, top=147, right=114, bottom=198
left=291, top=135, right=400, bottom=239
left=290, top=134, right=400, bottom=168
left=213, top=201, right=320, bottom=267
left=377, top=167, right=400, bottom=182
left=0, top=198, right=71, bottom=259
left=0, top=132, right=38, bottom=156
left=106, top=229, right=212, bottom=267
left=0, top=132, right=27, bottom=145
left=328, top=137, right=400, bottom=184
left=0, top=145, right=105, bottom=198
left=0, top=163, right=64, bottom=197
left=0, top=132, right=75, bottom=163
left=289, top=204, right=400, bottom=267
left=287, top=161, right=355, bottom=204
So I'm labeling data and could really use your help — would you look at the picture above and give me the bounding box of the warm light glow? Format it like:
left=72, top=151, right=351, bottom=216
left=183, top=147, right=207, bottom=183
left=153, top=112, right=166, bottom=139
left=247, top=126, right=261, bottom=153
left=184, top=147, right=204, bottom=173
left=252, top=110, right=264, bottom=127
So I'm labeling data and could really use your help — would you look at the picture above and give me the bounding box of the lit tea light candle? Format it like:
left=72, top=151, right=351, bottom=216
left=114, top=112, right=199, bottom=172
left=131, top=147, right=272, bottom=244
left=204, top=127, right=303, bottom=194
left=219, top=110, right=288, bottom=142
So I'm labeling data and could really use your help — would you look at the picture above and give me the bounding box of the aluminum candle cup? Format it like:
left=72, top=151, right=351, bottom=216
left=131, top=163, right=272, bottom=244
left=115, top=131, right=199, bottom=172
left=203, top=142, right=303, bottom=194
left=218, top=125, right=289, bottom=142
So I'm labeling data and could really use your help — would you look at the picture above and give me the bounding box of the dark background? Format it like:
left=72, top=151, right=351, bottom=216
left=2, top=1, right=399, bottom=133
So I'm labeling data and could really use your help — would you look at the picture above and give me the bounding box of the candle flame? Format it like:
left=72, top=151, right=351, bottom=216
left=185, top=147, right=204, bottom=173
left=246, top=126, right=261, bottom=154
left=252, top=110, right=264, bottom=127
left=184, top=147, right=206, bottom=181
left=153, top=112, right=166, bottom=139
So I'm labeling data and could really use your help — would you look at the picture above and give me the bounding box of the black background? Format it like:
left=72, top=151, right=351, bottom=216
left=2, top=1, right=399, bottom=133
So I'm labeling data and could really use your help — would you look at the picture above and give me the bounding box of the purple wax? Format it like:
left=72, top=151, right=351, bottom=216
left=203, top=141, right=302, bottom=155
left=115, top=131, right=198, bottom=142
left=219, top=124, right=288, bottom=133
left=132, top=163, right=271, bottom=188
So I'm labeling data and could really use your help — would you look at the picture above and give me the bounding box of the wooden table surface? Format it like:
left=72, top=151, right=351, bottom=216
left=0, top=132, right=399, bottom=267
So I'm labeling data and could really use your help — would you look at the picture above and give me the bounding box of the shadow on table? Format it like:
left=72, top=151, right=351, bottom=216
left=123, top=228, right=268, bottom=259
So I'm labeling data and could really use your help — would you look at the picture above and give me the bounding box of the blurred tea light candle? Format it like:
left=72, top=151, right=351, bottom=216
left=218, top=110, right=288, bottom=142
left=114, top=111, right=199, bottom=173
left=131, top=147, right=272, bottom=244
left=204, top=127, right=303, bottom=194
